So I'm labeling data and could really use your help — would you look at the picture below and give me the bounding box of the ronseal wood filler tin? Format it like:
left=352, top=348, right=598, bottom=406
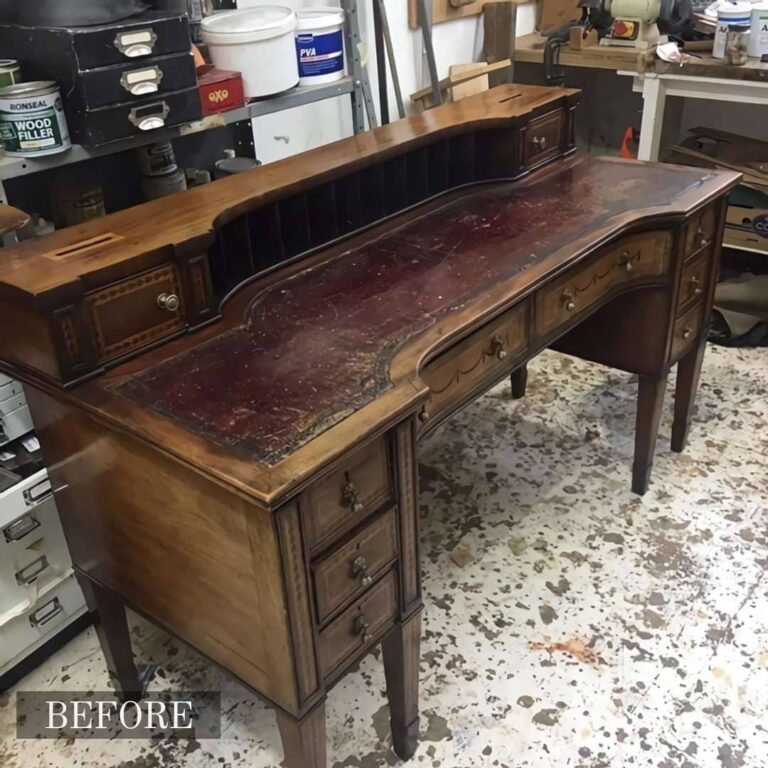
left=0, top=81, right=71, bottom=156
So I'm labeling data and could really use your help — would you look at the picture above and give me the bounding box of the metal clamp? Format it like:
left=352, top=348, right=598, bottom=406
left=114, top=28, right=158, bottom=58
left=128, top=101, right=169, bottom=131
left=120, top=65, right=163, bottom=96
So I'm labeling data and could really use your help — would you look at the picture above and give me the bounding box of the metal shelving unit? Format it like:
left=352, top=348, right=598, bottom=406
left=0, top=78, right=356, bottom=182
left=0, top=0, right=377, bottom=199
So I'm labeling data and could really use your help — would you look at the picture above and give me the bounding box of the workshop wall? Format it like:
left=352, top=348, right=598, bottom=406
left=251, top=0, right=538, bottom=162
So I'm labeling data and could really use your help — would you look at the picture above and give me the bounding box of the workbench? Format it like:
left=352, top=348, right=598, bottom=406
left=515, top=32, right=768, bottom=160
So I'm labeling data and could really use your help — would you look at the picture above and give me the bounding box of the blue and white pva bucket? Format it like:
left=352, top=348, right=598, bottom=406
left=295, top=7, right=345, bottom=85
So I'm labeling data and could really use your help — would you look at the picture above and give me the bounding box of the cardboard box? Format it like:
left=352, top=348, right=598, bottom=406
left=725, top=203, right=768, bottom=255
left=198, top=66, right=245, bottom=116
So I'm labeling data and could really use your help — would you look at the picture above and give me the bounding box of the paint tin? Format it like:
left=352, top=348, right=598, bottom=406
left=0, top=81, right=71, bottom=156
left=0, top=59, right=20, bottom=88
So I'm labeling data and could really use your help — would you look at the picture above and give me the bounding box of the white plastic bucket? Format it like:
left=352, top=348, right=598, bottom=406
left=295, top=7, right=345, bottom=86
left=714, top=2, right=752, bottom=58
left=201, top=7, right=298, bottom=98
left=748, top=3, right=768, bottom=57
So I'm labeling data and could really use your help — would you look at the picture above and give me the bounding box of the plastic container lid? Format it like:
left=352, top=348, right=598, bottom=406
left=201, top=7, right=297, bottom=44
left=296, top=7, right=345, bottom=31
left=717, top=2, right=751, bottom=20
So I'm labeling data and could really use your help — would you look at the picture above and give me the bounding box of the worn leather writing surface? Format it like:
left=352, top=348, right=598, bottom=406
left=115, top=158, right=712, bottom=464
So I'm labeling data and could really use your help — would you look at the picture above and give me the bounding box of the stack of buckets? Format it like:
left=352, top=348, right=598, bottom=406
left=713, top=1, right=768, bottom=59
left=201, top=6, right=346, bottom=99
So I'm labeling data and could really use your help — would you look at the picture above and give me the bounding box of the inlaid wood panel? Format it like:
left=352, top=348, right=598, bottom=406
left=678, top=250, right=710, bottom=315
left=421, top=301, right=529, bottom=425
left=302, top=436, right=393, bottom=553
left=85, top=264, right=185, bottom=363
left=671, top=301, right=707, bottom=362
left=523, top=109, right=564, bottom=169
left=317, top=569, right=399, bottom=679
left=535, top=230, right=672, bottom=337
left=684, top=204, right=717, bottom=260
left=311, top=508, right=398, bottom=624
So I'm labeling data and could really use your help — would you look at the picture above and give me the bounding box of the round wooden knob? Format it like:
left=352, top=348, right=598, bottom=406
left=418, top=408, right=429, bottom=424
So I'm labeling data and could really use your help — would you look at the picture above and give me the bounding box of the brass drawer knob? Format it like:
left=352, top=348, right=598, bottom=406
left=489, top=334, right=507, bottom=360
left=418, top=407, right=429, bottom=424
left=351, top=556, right=373, bottom=587
left=342, top=481, right=364, bottom=514
left=682, top=327, right=692, bottom=340
left=690, top=275, right=703, bottom=296
left=560, top=288, right=576, bottom=312
left=157, top=292, right=180, bottom=312
left=353, top=614, right=371, bottom=643
left=618, top=250, right=634, bottom=272
left=532, top=135, right=546, bottom=149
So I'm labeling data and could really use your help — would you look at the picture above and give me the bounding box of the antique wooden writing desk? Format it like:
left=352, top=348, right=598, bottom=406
left=0, top=86, right=739, bottom=766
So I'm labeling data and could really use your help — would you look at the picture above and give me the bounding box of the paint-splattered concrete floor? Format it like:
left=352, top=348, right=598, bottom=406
left=2, top=344, right=767, bottom=768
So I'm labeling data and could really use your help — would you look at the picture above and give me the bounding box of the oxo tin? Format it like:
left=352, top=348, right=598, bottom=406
left=0, top=81, right=71, bottom=157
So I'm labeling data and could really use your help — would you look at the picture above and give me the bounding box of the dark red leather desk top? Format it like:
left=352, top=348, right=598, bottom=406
left=114, top=157, right=714, bottom=464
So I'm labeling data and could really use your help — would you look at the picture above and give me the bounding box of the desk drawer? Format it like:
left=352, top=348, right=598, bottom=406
left=422, top=301, right=529, bottom=425
left=303, top=436, right=393, bottom=553
left=678, top=250, right=710, bottom=314
left=684, top=205, right=717, bottom=260
left=317, top=569, right=398, bottom=679
left=0, top=404, right=33, bottom=446
left=536, top=230, right=672, bottom=337
left=671, top=301, right=706, bottom=361
left=85, top=264, right=186, bottom=363
left=523, top=110, right=563, bottom=169
left=312, top=508, right=398, bottom=624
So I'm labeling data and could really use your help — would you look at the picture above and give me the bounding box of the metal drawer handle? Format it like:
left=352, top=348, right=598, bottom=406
left=114, top=28, right=158, bottom=58
left=560, top=288, right=576, bottom=313
left=4, top=514, right=40, bottom=542
left=23, top=477, right=52, bottom=506
left=689, top=275, right=704, bottom=296
left=618, top=250, right=635, bottom=273
left=157, top=293, right=180, bottom=312
left=351, top=556, right=373, bottom=588
left=29, top=596, right=63, bottom=628
left=128, top=101, right=169, bottom=131
left=342, top=481, right=364, bottom=514
left=532, top=135, right=547, bottom=149
left=489, top=335, right=507, bottom=360
left=353, top=613, right=371, bottom=643
left=15, top=555, right=49, bottom=586
left=120, top=65, right=163, bottom=96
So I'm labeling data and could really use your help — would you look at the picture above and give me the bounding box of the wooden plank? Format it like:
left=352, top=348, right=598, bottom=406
left=450, top=64, right=490, bottom=100
left=408, top=0, right=527, bottom=30
left=483, top=1, right=516, bottom=88
left=537, top=0, right=579, bottom=33
left=411, top=59, right=512, bottom=107
left=513, top=32, right=642, bottom=72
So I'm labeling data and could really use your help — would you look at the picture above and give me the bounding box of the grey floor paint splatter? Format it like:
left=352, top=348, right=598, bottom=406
left=1, top=345, right=766, bottom=768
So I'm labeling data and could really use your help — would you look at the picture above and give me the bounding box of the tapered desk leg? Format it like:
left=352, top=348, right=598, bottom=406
left=672, top=341, right=706, bottom=453
left=382, top=611, right=421, bottom=760
left=77, top=574, right=150, bottom=701
left=510, top=364, right=528, bottom=400
left=277, top=699, right=327, bottom=768
left=632, top=374, right=668, bottom=496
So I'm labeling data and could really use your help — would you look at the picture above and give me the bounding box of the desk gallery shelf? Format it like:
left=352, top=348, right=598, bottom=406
left=0, top=77, right=355, bottom=182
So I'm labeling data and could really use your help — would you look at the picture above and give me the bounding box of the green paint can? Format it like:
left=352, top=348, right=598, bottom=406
left=0, top=59, right=21, bottom=88
left=0, top=81, right=71, bottom=156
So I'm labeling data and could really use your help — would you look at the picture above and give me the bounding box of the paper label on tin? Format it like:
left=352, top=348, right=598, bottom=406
left=0, top=92, right=69, bottom=154
left=296, top=31, right=344, bottom=77
left=126, top=68, right=159, bottom=84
